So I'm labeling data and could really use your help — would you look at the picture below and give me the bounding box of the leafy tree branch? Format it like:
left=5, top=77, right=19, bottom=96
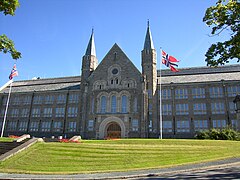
left=203, top=0, right=240, bottom=66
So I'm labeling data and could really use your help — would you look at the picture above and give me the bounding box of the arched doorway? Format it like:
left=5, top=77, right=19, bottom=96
left=106, top=122, right=121, bottom=139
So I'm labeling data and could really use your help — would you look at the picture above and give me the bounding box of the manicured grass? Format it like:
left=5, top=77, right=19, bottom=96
left=0, top=139, right=239, bottom=174
left=0, top=137, right=14, bottom=142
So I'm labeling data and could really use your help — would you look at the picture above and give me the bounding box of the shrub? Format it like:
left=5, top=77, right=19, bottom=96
left=195, top=128, right=240, bottom=141
left=195, top=131, right=209, bottom=139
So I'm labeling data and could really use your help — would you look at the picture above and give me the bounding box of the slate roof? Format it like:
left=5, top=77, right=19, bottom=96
left=158, top=64, right=240, bottom=85
left=0, top=76, right=81, bottom=93
left=0, top=65, right=239, bottom=93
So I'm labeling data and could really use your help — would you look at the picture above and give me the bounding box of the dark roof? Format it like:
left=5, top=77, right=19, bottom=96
left=159, top=64, right=240, bottom=77
left=0, top=76, right=81, bottom=93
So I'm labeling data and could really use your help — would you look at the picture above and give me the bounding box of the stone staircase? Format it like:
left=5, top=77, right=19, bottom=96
left=0, top=135, right=39, bottom=161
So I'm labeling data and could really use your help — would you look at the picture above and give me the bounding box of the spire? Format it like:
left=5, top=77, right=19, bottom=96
left=143, top=20, right=155, bottom=50
left=85, top=28, right=96, bottom=56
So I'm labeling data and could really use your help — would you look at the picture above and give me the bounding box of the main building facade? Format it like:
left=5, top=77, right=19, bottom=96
left=0, top=25, right=240, bottom=139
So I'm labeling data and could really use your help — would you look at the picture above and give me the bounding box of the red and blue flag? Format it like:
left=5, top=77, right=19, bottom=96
left=9, top=64, right=18, bottom=80
left=162, top=50, right=179, bottom=72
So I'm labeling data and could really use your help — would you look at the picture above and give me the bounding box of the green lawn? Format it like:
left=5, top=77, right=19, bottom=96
left=0, top=139, right=239, bottom=174
left=0, top=137, right=14, bottom=142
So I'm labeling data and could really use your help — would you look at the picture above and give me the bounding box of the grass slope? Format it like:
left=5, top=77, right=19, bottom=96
left=0, top=139, right=239, bottom=174
left=0, top=137, right=14, bottom=142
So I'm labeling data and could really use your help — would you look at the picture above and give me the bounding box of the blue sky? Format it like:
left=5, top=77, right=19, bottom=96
left=0, top=0, right=237, bottom=86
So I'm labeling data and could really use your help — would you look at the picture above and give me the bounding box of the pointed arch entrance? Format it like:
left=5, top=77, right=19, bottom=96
left=98, top=116, right=126, bottom=139
left=106, top=122, right=121, bottom=139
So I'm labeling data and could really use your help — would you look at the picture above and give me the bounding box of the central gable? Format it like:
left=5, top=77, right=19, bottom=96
left=89, top=43, right=142, bottom=82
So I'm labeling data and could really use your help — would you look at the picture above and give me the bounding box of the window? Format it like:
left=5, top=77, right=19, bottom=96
left=43, top=108, right=52, bottom=117
left=7, top=121, right=17, bottom=131
left=132, top=119, right=139, bottom=131
left=161, top=89, right=171, bottom=99
left=148, top=90, right=152, bottom=99
left=0, top=108, right=5, bottom=117
left=209, top=87, right=223, bottom=98
left=231, top=119, right=238, bottom=130
left=45, top=95, right=54, bottom=104
left=41, top=121, right=51, bottom=132
left=29, top=121, right=39, bottom=132
left=18, top=121, right=28, bottom=131
left=100, top=96, right=107, bottom=113
left=176, top=104, right=189, bottom=115
left=0, top=121, right=2, bottom=130
left=2, top=96, right=8, bottom=105
left=177, top=120, right=190, bottom=132
left=212, top=120, right=226, bottom=129
left=91, top=97, right=95, bottom=113
left=55, top=107, right=65, bottom=117
left=162, top=104, right=172, bottom=115
left=163, top=121, right=172, bottom=132
left=10, top=108, right=19, bottom=117
left=23, top=96, right=31, bottom=105
left=148, top=103, right=152, bottom=111
left=193, top=103, right=207, bottom=115
left=192, top=88, right=205, bottom=98
left=68, top=121, right=77, bottom=132
left=211, top=102, right=225, bottom=114
left=53, top=121, right=62, bottom=132
left=111, top=95, right=117, bottom=113
left=68, top=94, right=79, bottom=103
left=21, top=108, right=29, bottom=117
left=32, top=108, right=41, bottom=117
left=57, top=94, right=66, bottom=104
left=194, top=120, right=208, bottom=131
left=11, top=96, right=20, bottom=105
left=67, top=106, right=78, bottom=117
left=227, top=86, right=240, bottom=97
left=134, top=97, right=138, bottom=113
left=149, top=119, right=153, bottom=132
left=88, top=120, right=94, bottom=131
left=229, top=102, right=236, bottom=114
left=33, top=95, right=42, bottom=104
left=175, top=88, right=188, bottom=99
left=121, top=95, right=128, bottom=113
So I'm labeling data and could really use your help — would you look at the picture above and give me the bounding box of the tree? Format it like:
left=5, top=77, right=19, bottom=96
left=0, top=0, right=21, bottom=60
left=203, top=0, right=240, bottom=66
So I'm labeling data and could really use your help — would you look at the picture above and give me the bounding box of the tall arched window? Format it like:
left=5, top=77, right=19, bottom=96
left=121, top=95, right=128, bottom=113
left=111, top=95, right=117, bottom=113
left=101, top=96, right=107, bottom=113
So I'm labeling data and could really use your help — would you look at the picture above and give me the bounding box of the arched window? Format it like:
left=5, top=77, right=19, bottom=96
left=121, top=95, right=128, bottom=113
left=101, top=96, right=106, bottom=113
left=111, top=95, right=117, bottom=113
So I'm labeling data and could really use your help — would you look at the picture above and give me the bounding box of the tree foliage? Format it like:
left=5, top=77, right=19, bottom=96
left=0, top=0, right=21, bottom=60
left=203, top=0, right=240, bottom=66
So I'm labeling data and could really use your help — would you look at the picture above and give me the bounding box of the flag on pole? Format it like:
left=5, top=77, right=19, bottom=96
left=9, top=64, right=18, bottom=80
left=162, top=50, right=179, bottom=72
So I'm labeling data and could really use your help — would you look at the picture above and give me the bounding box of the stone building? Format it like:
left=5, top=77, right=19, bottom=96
left=0, top=24, right=240, bottom=139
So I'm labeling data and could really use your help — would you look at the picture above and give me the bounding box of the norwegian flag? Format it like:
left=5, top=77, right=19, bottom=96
left=9, top=64, right=18, bottom=80
left=162, top=50, right=179, bottom=72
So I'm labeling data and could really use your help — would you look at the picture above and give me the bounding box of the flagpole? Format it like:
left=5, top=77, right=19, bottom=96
left=1, top=81, right=13, bottom=137
left=159, top=48, right=163, bottom=139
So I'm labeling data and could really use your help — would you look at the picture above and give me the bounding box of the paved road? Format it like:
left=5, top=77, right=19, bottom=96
left=0, top=158, right=240, bottom=179
left=130, top=163, right=240, bottom=179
